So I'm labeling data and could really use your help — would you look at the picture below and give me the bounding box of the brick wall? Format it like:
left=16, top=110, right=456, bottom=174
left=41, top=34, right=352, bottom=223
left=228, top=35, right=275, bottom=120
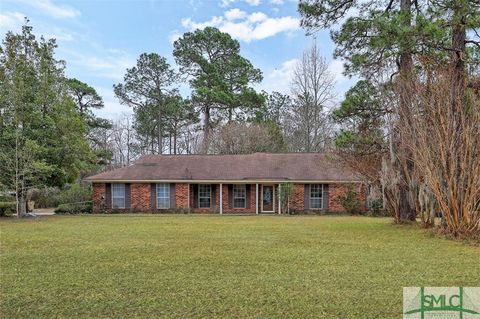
left=93, top=182, right=367, bottom=214
left=221, top=184, right=256, bottom=214
left=131, top=183, right=151, bottom=212
left=222, top=184, right=229, bottom=211
left=328, top=183, right=367, bottom=213
left=92, top=183, right=106, bottom=213
left=291, top=184, right=305, bottom=211
left=175, top=183, right=189, bottom=209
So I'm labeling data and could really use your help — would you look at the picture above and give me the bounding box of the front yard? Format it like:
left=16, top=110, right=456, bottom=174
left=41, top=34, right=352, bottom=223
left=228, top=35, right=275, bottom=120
left=0, top=215, right=478, bottom=318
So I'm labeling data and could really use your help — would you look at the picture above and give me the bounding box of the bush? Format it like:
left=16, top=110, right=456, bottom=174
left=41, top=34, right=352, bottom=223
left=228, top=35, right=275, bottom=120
left=0, top=202, right=15, bottom=216
left=56, top=184, right=91, bottom=205
left=30, top=184, right=92, bottom=208
left=368, top=199, right=388, bottom=217
left=29, top=187, right=61, bottom=208
left=54, top=201, right=92, bottom=214
left=0, top=195, right=15, bottom=202
left=337, top=184, right=362, bottom=215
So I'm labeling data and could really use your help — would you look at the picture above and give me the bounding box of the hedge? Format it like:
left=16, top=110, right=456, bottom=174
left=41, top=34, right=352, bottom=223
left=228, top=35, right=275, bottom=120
left=54, top=201, right=92, bottom=215
left=0, top=202, right=16, bottom=216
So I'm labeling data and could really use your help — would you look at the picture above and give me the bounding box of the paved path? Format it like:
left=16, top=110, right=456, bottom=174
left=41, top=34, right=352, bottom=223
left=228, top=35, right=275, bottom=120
left=32, top=208, right=55, bottom=216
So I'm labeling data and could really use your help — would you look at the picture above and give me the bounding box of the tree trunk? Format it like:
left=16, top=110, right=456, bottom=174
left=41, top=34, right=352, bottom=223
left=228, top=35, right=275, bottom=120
left=202, top=105, right=211, bottom=153
left=173, top=129, right=178, bottom=155
left=16, top=179, right=27, bottom=217
left=396, top=0, right=416, bottom=222
left=449, top=1, right=467, bottom=225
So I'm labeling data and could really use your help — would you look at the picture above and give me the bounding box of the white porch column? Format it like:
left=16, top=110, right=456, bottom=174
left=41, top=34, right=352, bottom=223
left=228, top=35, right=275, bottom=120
left=219, top=183, right=223, bottom=215
left=255, top=183, right=259, bottom=215
left=278, top=184, right=281, bottom=215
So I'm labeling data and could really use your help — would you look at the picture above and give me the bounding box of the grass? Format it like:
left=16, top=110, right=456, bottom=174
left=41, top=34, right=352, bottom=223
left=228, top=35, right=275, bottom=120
left=1, top=215, right=478, bottom=318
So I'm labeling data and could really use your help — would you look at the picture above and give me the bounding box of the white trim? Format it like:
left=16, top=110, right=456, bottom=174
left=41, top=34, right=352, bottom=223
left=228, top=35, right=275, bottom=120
left=219, top=183, right=223, bottom=214
left=261, top=184, right=275, bottom=213
left=255, top=184, right=259, bottom=214
left=278, top=184, right=281, bottom=215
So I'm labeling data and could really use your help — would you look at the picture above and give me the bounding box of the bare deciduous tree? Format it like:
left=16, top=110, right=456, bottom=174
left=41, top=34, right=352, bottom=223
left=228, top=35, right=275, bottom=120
left=287, top=39, right=336, bottom=152
left=400, top=69, right=480, bottom=236
left=209, top=122, right=286, bottom=155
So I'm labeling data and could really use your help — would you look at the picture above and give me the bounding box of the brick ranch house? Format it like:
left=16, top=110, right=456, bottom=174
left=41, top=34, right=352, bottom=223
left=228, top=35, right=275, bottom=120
left=85, top=153, right=367, bottom=214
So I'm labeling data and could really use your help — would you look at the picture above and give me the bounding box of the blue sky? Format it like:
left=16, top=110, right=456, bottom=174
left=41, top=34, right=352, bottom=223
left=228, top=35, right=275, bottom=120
left=0, top=0, right=352, bottom=119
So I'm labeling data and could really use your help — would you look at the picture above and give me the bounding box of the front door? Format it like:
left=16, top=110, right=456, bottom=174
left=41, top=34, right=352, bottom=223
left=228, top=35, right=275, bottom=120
left=262, top=185, right=274, bottom=212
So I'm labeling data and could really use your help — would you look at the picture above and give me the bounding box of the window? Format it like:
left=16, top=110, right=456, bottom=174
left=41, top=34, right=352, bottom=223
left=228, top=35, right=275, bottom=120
left=233, top=185, right=246, bottom=208
left=156, top=183, right=170, bottom=209
left=112, top=183, right=125, bottom=209
left=310, top=184, right=323, bottom=209
left=198, top=184, right=211, bottom=208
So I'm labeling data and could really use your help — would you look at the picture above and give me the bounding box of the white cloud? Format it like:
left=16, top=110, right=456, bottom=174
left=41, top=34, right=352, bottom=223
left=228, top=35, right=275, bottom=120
left=181, top=16, right=224, bottom=30
left=259, top=58, right=298, bottom=93
left=221, top=0, right=261, bottom=7
left=0, top=12, right=25, bottom=34
left=84, top=56, right=135, bottom=80
left=248, top=12, right=267, bottom=23
left=17, top=0, right=80, bottom=19
left=224, top=8, right=247, bottom=21
left=259, top=58, right=351, bottom=96
left=270, top=0, right=284, bottom=4
left=45, top=28, right=74, bottom=42
left=0, top=11, right=75, bottom=42
left=64, top=49, right=136, bottom=81
left=168, top=30, right=182, bottom=43
left=328, top=59, right=347, bottom=84
left=181, top=11, right=299, bottom=42
left=94, top=86, right=133, bottom=118
left=220, top=0, right=235, bottom=7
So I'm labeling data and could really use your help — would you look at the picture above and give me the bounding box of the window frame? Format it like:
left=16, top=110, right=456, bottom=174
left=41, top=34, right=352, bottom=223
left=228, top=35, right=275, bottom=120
left=112, top=183, right=126, bottom=209
left=156, top=183, right=170, bottom=209
left=309, top=184, right=323, bottom=209
left=198, top=184, right=211, bottom=208
left=232, top=184, right=247, bottom=209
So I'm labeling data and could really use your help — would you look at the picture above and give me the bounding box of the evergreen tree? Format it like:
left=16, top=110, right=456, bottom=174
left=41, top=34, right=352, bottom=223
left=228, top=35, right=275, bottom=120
left=114, top=53, right=179, bottom=154
left=173, top=27, right=264, bottom=151
left=0, top=21, right=93, bottom=216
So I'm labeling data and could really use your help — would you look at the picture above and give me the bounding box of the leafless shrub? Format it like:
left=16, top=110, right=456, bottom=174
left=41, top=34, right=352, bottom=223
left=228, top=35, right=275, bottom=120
left=399, top=69, right=480, bottom=236
left=208, top=122, right=286, bottom=155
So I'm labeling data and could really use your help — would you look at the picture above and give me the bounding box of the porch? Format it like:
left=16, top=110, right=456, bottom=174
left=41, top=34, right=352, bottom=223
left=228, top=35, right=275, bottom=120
left=187, top=183, right=283, bottom=214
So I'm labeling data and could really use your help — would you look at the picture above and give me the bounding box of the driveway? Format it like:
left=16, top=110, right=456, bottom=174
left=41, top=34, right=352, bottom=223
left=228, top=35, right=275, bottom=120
left=32, top=208, right=55, bottom=216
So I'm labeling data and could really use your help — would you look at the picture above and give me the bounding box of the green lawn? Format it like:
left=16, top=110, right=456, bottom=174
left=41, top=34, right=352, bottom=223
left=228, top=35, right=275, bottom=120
left=1, top=215, right=478, bottom=318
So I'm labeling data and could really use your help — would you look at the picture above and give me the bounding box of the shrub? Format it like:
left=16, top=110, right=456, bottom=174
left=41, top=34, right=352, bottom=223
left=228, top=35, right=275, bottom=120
left=150, top=209, right=191, bottom=214
left=0, top=195, right=15, bottom=202
left=30, top=184, right=92, bottom=208
left=56, top=184, right=91, bottom=205
left=54, top=201, right=92, bottom=214
left=337, top=184, right=362, bottom=215
left=0, top=202, right=15, bottom=216
left=29, top=187, right=61, bottom=208
left=368, top=199, right=388, bottom=217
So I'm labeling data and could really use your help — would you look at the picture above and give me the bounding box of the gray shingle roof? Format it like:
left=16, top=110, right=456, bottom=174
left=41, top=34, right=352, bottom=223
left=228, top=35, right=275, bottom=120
left=85, top=153, right=363, bottom=182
